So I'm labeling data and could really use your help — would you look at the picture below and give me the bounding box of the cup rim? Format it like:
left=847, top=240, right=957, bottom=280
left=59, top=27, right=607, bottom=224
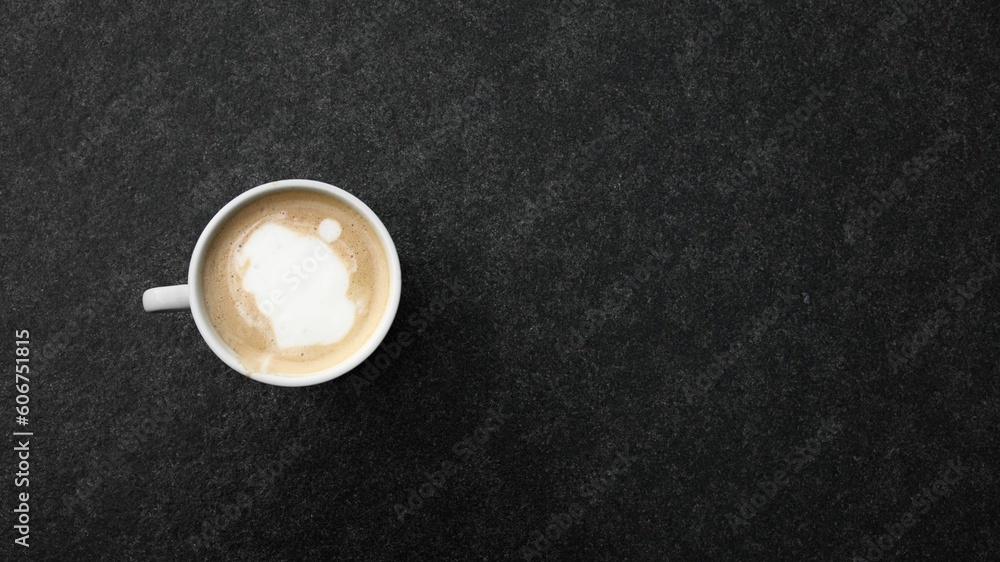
left=187, top=179, right=402, bottom=387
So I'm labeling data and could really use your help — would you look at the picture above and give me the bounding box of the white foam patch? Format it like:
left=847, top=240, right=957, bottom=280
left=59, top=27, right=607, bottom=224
left=238, top=222, right=355, bottom=348
left=318, top=219, right=342, bottom=242
left=354, top=298, right=368, bottom=317
left=258, top=354, right=272, bottom=373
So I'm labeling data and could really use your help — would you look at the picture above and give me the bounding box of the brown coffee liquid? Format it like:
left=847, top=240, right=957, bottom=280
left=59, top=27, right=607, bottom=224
left=200, top=190, right=390, bottom=375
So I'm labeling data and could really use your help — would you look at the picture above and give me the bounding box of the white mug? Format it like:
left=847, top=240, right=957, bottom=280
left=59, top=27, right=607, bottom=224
left=143, top=179, right=402, bottom=387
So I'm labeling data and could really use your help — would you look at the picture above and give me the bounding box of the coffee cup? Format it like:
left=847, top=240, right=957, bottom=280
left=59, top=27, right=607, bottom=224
left=143, top=179, right=402, bottom=387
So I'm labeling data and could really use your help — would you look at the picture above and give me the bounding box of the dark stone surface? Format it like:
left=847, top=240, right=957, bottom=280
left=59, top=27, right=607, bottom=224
left=2, top=0, right=999, bottom=560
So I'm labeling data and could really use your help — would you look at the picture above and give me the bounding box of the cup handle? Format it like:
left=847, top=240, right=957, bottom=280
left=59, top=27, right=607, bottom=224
left=143, top=285, right=191, bottom=312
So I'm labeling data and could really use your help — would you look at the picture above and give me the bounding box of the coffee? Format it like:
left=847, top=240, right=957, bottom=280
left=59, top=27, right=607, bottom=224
left=200, top=189, right=391, bottom=375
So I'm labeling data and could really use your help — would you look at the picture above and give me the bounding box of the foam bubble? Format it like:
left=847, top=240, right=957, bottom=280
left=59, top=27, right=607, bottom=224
left=318, top=219, right=342, bottom=242
left=238, top=222, right=356, bottom=348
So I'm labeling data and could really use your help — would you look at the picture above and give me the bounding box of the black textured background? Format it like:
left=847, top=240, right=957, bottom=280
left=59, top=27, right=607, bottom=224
left=2, top=1, right=999, bottom=560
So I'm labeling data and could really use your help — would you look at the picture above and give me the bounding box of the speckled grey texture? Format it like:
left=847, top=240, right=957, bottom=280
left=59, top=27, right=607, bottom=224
left=2, top=0, right=999, bottom=560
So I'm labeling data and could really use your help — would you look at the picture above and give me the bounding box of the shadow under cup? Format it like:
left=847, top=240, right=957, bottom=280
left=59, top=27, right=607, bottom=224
left=188, top=180, right=401, bottom=387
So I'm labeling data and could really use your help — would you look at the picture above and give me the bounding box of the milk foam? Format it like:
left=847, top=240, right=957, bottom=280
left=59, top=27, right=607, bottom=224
left=237, top=222, right=356, bottom=348
left=318, top=218, right=342, bottom=242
